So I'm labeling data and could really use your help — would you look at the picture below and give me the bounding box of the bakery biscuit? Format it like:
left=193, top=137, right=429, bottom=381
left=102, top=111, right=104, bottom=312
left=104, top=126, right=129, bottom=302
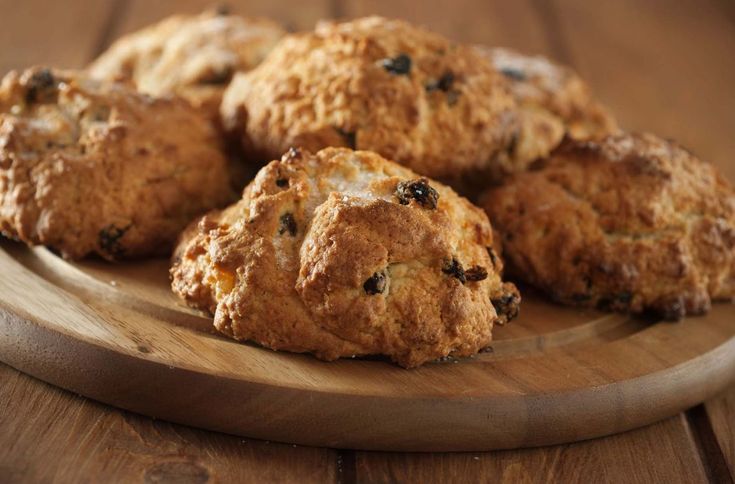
left=88, top=9, right=285, bottom=119
left=220, top=16, right=518, bottom=190
left=478, top=47, right=618, bottom=177
left=481, top=133, right=735, bottom=320
left=171, top=147, right=520, bottom=367
left=0, top=67, right=234, bottom=260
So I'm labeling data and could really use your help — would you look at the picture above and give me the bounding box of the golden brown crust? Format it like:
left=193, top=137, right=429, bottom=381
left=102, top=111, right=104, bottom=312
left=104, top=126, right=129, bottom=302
left=88, top=9, right=285, bottom=119
left=220, top=17, right=518, bottom=190
left=480, top=133, right=735, bottom=320
left=478, top=47, right=618, bottom=178
left=171, top=147, right=519, bottom=367
left=0, top=67, right=234, bottom=260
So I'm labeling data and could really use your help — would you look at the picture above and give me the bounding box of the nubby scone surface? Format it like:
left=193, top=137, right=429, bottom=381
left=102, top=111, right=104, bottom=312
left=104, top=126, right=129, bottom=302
left=0, top=67, right=233, bottom=260
left=88, top=10, right=285, bottom=119
left=221, top=17, right=518, bottom=189
left=172, top=147, right=519, bottom=367
left=481, top=133, right=735, bottom=320
left=478, top=47, right=618, bottom=178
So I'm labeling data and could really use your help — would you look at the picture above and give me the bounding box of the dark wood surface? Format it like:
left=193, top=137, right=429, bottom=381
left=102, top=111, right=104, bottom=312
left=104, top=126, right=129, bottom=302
left=1, top=240, right=733, bottom=452
left=0, top=0, right=734, bottom=482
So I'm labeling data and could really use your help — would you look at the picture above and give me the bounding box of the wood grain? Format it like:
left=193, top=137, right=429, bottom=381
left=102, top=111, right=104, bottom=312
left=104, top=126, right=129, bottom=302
left=0, top=3, right=338, bottom=481
left=550, top=0, right=735, bottom=182
left=1, top=0, right=734, bottom=480
left=0, top=362, right=336, bottom=484
left=354, top=415, right=709, bottom=484
left=705, top=387, right=735, bottom=479
left=103, top=0, right=332, bottom=44
left=0, top=0, right=118, bottom=74
left=0, top=241, right=733, bottom=451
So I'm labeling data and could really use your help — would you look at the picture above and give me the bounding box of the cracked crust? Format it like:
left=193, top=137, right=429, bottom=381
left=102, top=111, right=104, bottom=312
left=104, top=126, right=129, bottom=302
left=477, top=47, right=618, bottom=179
left=220, top=16, right=519, bottom=191
left=171, top=147, right=519, bottom=367
left=0, top=67, right=234, bottom=260
left=480, top=133, right=735, bottom=320
left=88, top=9, right=285, bottom=120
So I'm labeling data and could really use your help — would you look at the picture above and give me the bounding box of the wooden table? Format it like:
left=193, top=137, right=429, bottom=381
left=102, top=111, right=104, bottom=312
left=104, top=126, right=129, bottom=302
left=0, top=0, right=733, bottom=482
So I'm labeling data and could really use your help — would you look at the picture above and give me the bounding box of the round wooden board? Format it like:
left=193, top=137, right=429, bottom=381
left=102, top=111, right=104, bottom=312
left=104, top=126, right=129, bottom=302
left=0, top=239, right=733, bottom=452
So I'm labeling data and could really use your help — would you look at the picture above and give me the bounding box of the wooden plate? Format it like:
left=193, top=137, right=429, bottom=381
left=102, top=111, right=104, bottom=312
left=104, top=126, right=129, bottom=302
left=0, top=239, right=733, bottom=452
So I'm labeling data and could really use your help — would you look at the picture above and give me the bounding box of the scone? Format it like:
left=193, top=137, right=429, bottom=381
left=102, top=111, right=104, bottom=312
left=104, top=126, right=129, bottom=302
left=0, top=67, right=234, bottom=260
left=480, top=133, right=735, bottom=320
left=171, top=147, right=520, bottom=367
left=88, top=9, right=285, bottom=119
left=220, top=16, right=518, bottom=190
left=478, top=47, right=618, bottom=177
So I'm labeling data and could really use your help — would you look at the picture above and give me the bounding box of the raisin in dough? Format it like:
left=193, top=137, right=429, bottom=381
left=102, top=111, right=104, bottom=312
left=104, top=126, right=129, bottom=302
left=0, top=67, right=233, bottom=260
left=172, top=147, right=520, bottom=367
left=220, top=16, right=518, bottom=191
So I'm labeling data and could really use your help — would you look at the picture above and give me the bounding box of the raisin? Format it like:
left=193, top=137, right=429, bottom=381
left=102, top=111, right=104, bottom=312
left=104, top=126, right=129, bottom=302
left=437, top=71, right=454, bottom=91
left=278, top=213, right=297, bottom=236
left=363, top=271, right=387, bottom=295
left=597, top=291, right=633, bottom=311
left=581, top=275, right=593, bottom=290
left=426, top=71, right=454, bottom=92
left=465, top=265, right=488, bottom=282
left=25, top=69, right=57, bottom=104
left=216, top=4, right=231, bottom=15
left=275, top=178, right=289, bottom=187
left=335, top=127, right=357, bottom=149
left=442, top=258, right=466, bottom=284
left=199, top=65, right=233, bottom=85
left=617, top=291, right=633, bottom=304
left=381, top=54, right=412, bottom=75
left=395, top=178, right=439, bottom=209
left=500, top=67, right=526, bottom=81
left=99, top=224, right=130, bottom=257
left=492, top=291, right=520, bottom=322
left=596, top=296, right=613, bottom=311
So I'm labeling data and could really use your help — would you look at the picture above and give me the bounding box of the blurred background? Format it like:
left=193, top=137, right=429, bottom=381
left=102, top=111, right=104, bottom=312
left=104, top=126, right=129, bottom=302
left=2, top=0, right=734, bottom=179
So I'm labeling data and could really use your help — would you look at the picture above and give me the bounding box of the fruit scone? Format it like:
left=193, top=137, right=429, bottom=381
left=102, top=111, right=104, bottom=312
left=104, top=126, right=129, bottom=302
left=476, top=47, right=618, bottom=179
left=220, top=16, right=519, bottom=191
left=171, top=147, right=520, bottom=367
left=480, top=133, right=735, bottom=320
left=0, top=67, right=234, bottom=260
left=88, top=9, right=285, bottom=120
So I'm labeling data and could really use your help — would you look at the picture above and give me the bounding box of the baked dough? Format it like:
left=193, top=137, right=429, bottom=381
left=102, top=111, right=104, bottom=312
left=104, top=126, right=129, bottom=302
left=481, top=133, right=735, bottom=320
left=220, top=16, right=518, bottom=190
left=0, top=67, right=234, bottom=260
left=172, top=147, right=520, bottom=367
left=477, top=47, right=618, bottom=178
left=88, top=9, right=285, bottom=119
